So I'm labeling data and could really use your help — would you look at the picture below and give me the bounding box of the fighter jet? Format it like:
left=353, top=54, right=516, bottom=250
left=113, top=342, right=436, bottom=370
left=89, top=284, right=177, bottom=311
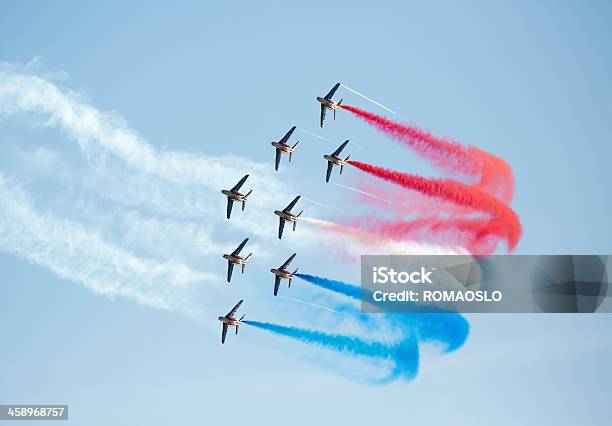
left=270, top=254, right=299, bottom=296
left=323, top=140, right=351, bottom=183
left=271, top=126, right=300, bottom=171
left=316, top=82, right=343, bottom=128
left=222, top=238, right=252, bottom=283
left=218, top=300, right=245, bottom=344
left=221, top=174, right=253, bottom=219
left=274, top=196, right=303, bottom=239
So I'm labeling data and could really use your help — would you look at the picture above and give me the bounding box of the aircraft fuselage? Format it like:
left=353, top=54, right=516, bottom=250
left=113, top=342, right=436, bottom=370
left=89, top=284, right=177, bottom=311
left=274, top=210, right=298, bottom=222
left=271, top=142, right=294, bottom=153
left=223, top=254, right=246, bottom=265
left=323, top=154, right=349, bottom=166
left=270, top=267, right=293, bottom=279
left=222, top=189, right=247, bottom=202
left=218, top=316, right=241, bottom=326
left=317, top=96, right=341, bottom=110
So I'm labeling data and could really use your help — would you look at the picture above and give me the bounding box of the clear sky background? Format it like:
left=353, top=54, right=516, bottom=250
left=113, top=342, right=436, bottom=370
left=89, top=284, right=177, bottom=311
left=1, top=1, right=612, bottom=425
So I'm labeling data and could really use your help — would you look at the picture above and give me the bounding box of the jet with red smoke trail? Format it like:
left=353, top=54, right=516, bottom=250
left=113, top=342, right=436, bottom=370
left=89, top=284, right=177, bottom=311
left=274, top=195, right=303, bottom=239
left=323, top=140, right=351, bottom=183
left=271, top=126, right=300, bottom=171
left=221, top=174, right=253, bottom=219
left=316, top=82, right=343, bottom=127
left=222, top=237, right=252, bottom=283
left=270, top=253, right=299, bottom=296
left=218, top=299, right=245, bottom=344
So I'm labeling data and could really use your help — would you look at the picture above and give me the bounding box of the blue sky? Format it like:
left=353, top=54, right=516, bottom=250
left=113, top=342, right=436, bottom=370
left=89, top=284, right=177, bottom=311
left=1, top=1, right=612, bottom=425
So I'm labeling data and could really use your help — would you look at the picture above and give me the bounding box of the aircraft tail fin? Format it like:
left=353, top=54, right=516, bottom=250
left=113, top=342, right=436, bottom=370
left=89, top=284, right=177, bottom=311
left=338, top=98, right=343, bottom=106
left=288, top=278, right=291, bottom=288
left=244, top=189, right=253, bottom=199
left=241, top=263, right=245, bottom=274
left=341, top=155, right=350, bottom=175
left=296, top=210, right=303, bottom=218
left=236, top=325, right=239, bottom=335
left=292, top=141, right=300, bottom=149
left=293, top=221, right=296, bottom=232
left=293, top=267, right=299, bottom=275
left=244, top=253, right=252, bottom=261
left=289, top=152, right=292, bottom=162
left=239, top=314, right=246, bottom=321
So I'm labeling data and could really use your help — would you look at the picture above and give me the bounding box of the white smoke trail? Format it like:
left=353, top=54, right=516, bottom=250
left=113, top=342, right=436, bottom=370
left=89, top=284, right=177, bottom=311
left=0, top=69, right=300, bottom=241
left=297, top=126, right=363, bottom=150
left=296, top=126, right=334, bottom=144
left=276, top=295, right=341, bottom=314
left=333, top=183, right=392, bottom=204
left=0, top=174, right=215, bottom=317
left=301, top=196, right=335, bottom=211
left=340, top=83, right=396, bottom=114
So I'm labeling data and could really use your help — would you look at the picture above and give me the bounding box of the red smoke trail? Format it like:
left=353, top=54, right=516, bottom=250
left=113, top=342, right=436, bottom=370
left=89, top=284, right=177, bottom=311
left=348, top=160, right=522, bottom=250
left=357, top=179, right=477, bottom=217
left=340, top=104, right=514, bottom=202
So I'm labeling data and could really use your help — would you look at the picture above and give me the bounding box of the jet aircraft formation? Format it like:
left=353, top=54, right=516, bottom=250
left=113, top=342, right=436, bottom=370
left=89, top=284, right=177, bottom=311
left=218, top=83, right=351, bottom=344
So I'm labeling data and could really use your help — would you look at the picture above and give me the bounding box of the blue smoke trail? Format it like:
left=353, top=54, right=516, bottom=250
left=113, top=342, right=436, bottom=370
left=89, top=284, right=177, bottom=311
left=295, top=273, right=362, bottom=299
left=295, top=272, right=470, bottom=352
left=243, top=320, right=418, bottom=383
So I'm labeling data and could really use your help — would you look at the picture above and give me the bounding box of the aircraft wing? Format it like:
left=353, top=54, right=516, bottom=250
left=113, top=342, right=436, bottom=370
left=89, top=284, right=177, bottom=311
left=230, top=174, right=249, bottom=192
left=274, top=276, right=281, bottom=296
left=227, top=262, right=234, bottom=283
left=226, top=199, right=234, bottom=219
left=324, top=83, right=341, bottom=100
left=325, top=161, right=333, bottom=183
left=231, top=238, right=249, bottom=256
left=283, top=195, right=301, bottom=213
left=278, top=218, right=285, bottom=239
left=226, top=299, right=244, bottom=317
left=275, top=148, right=282, bottom=171
left=320, top=104, right=326, bottom=128
left=280, top=126, right=296, bottom=144
left=332, top=140, right=349, bottom=157
left=221, top=323, right=228, bottom=344
left=280, top=253, right=296, bottom=269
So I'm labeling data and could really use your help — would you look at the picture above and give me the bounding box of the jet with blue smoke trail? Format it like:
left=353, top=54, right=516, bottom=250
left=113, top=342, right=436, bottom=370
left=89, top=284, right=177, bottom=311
left=270, top=253, right=299, bottom=296
left=218, top=300, right=246, bottom=344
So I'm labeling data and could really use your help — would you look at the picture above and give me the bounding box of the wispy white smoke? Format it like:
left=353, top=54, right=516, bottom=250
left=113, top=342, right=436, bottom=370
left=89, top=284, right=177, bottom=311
left=0, top=174, right=215, bottom=316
